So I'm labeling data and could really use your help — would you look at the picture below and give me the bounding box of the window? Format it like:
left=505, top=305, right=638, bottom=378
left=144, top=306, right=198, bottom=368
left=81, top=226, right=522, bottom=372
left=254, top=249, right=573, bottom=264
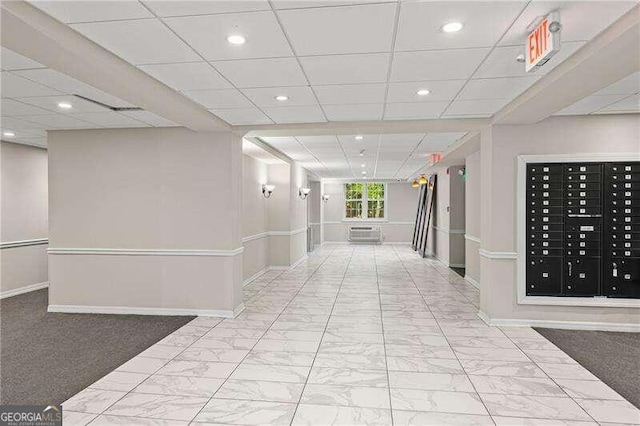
left=344, top=182, right=385, bottom=219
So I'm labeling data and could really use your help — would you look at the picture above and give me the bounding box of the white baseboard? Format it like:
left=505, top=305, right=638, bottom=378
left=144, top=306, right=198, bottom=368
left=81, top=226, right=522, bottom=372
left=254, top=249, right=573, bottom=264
left=289, top=254, right=308, bottom=269
left=449, top=263, right=466, bottom=268
left=464, top=275, right=480, bottom=289
left=48, top=304, right=239, bottom=318
left=478, top=310, right=640, bottom=333
left=243, top=267, right=270, bottom=287
left=1, top=281, right=49, bottom=299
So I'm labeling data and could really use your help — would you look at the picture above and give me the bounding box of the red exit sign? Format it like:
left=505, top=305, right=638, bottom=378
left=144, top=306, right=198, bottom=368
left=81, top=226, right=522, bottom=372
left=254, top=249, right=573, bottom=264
left=526, top=12, right=560, bottom=73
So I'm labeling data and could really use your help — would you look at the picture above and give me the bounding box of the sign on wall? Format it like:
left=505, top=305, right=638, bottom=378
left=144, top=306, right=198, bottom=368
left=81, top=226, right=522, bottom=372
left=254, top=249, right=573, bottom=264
left=526, top=12, right=561, bottom=73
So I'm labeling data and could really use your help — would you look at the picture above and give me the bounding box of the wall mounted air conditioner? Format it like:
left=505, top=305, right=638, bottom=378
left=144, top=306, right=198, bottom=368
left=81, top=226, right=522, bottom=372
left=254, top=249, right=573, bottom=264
left=348, top=226, right=382, bottom=243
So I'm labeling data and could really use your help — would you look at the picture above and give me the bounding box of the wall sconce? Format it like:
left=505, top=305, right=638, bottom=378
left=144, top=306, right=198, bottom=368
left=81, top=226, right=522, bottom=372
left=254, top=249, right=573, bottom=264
left=411, top=179, right=419, bottom=188
left=262, top=184, right=275, bottom=198
left=418, top=174, right=428, bottom=185
left=299, top=187, right=311, bottom=200
left=322, top=194, right=330, bottom=203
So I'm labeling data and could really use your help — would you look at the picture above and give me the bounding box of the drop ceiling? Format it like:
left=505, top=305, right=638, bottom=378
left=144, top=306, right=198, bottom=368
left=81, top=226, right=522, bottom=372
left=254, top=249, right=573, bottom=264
left=261, top=131, right=467, bottom=179
left=1, top=0, right=638, bottom=167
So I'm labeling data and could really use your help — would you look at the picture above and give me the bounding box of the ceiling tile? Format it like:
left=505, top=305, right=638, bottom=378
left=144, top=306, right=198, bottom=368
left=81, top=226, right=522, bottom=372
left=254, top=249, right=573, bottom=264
left=17, top=95, right=110, bottom=113
left=182, top=89, right=254, bottom=109
left=70, top=112, right=150, bottom=128
left=300, top=53, right=389, bottom=85
left=71, top=19, right=200, bottom=65
left=11, top=137, right=48, bottom=148
left=323, top=104, right=384, bottom=121
left=261, top=136, right=299, bottom=145
left=500, top=1, right=637, bottom=47
left=213, top=58, right=308, bottom=88
left=1, top=116, right=47, bottom=132
left=396, top=1, right=524, bottom=51
left=1, top=48, right=45, bottom=71
left=384, top=101, right=449, bottom=120
left=209, top=108, right=273, bottom=125
left=387, top=80, right=466, bottom=103
left=457, top=76, right=539, bottom=100
left=278, top=3, right=397, bottom=55
left=13, top=68, right=134, bottom=107
left=165, top=12, right=292, bottom=61
left=594, top=94, right=640, bottom=114
left=143, top=0, right=270, bottom=17
left=474, top=41, right=584, bottom=79
left=313, top=83, right=386, bottom=105
left=273, top=0, right=394, bottom=9
left=391, top=49, right=489, bottom=82
left=417, top=132, right=467, bottom=152
left=139, top=62, right=232, bottom=91
left=120, top=111, right=180, bottom=127
left=241, top=86, right=317, bottom=107
left=555, top=94, right=629, bottom=115
left=30, top=0, right=154, bottom=23
left=1, top=99, right=51, bottom=116
left=20, top=114, right=98, bottom=129
left=1, top=72, right=62, bottom=98
left=594, top=72, right=640, bottom=96
left=261, top=105, right=326, bottom=124
left=443, top=99, right=509, bottom=116
left=296, top=136, right=340, bottom=148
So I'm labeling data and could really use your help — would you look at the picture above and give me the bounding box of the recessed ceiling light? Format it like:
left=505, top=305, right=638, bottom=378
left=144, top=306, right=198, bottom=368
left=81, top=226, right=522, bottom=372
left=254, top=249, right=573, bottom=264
left=359, top=151, right=365, bottom=157
left=227, top=35, right=246, bottom=45
left=442, top=22, right=463, bottom=33
left=360, top=164, right=365, bottom=167
left=275, top=95, right=288, bottom=101
left=417, top=89, right=431, bottom=96
left=355, top=135, right=363, bottom=140
left=57, top=102, right=72, bottom=109
left=3, top=131, right=15, bottom=138
left=361, top=171, right=367, bottom=174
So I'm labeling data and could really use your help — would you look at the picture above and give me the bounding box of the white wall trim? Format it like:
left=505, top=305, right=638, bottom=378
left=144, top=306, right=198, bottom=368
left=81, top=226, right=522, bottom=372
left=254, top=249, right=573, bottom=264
left=270, top=227, right=307, bottom=236
left=464, top=234, right=481, bottom=243
left=516, top=153, right=640, bottom=307
left=322, top=221, right=414, bottom=225
left=47, top=303, right=243, bottom=318
left=1, top=238, right=48, bottom=249
left=464, top=275, right=480, bottom=289
left=47, top=247, right=244, bottom=256
left=310, top=222, right=321, bottom=226
left=478, top=248, right=517, bottom=259
left=0, top=282, right=49, bottom=299
left=289, top=254, right=308, bottom=269
left=449, top=263, right=466, bottom=268
left=432, top=226, right=465, bottom=234
left=267, top=254, right=309, bottom=271
left=242, top=232, right=270, bottom=243
left=243, top=267, right=270, bottom=287
left=478, top=310, right=640, bottom=333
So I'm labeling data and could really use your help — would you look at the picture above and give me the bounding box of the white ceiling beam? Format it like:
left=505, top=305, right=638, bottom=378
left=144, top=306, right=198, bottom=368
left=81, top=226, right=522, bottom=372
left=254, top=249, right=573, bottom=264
left=493, top=4, right=640, bottom=125
left=1, top=0, right=229, bottom=132
left=235, top=118, right=489, bottom=138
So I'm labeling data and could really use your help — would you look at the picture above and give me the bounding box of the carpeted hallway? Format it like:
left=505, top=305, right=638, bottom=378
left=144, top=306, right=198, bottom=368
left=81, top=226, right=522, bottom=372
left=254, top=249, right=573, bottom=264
left=0, top=289, right=194, bottom=405
left=535, top=327, right=640, bottom=408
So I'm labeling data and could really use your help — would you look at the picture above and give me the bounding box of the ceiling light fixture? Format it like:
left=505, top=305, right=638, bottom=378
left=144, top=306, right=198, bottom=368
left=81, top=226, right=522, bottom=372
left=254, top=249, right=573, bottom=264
left=361, top=171, right=367, bottom=175
left=275, top=95, right=288, bottom=101
left=359, top=150, right=365, bottom=156
left=441, top=22, right=463, bottom=33
left=417, top=89, right=431, bottom=96
left=3, top=131, right=15, bottom=138
left=57, top=102, right=72, bottom=109
left=360, top=164, right=365, bottom=167
left=355, top=135, right=363, bottom=140
left=227, top=35, right=246, bottom=45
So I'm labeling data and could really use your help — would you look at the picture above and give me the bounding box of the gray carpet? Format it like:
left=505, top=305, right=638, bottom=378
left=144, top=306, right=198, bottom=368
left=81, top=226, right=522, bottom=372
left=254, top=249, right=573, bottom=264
left=0, top=289, right=194, bottom=405
left=534, top=327, right=640, bottom=408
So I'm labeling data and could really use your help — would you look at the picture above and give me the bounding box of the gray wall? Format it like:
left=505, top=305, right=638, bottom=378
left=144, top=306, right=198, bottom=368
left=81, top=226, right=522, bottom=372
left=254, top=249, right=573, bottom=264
left=480, top=114, right=640, bottom=325
left=464, top=151, right=481, bottom=288
left=48, top=127, right=244, bottom=315
left=322, top=181, right=418, bottom=243
left=1, top=141, right=49, bottom=296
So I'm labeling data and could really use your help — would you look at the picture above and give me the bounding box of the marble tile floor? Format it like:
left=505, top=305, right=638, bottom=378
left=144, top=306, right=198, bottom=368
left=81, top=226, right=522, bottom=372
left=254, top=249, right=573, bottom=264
left=62, top=244, right=640, bottom=426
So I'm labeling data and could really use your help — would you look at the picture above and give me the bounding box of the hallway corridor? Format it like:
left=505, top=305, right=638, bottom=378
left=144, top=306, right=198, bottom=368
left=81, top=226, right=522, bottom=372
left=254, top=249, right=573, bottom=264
left=62, top=245, right=639, bottom=425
